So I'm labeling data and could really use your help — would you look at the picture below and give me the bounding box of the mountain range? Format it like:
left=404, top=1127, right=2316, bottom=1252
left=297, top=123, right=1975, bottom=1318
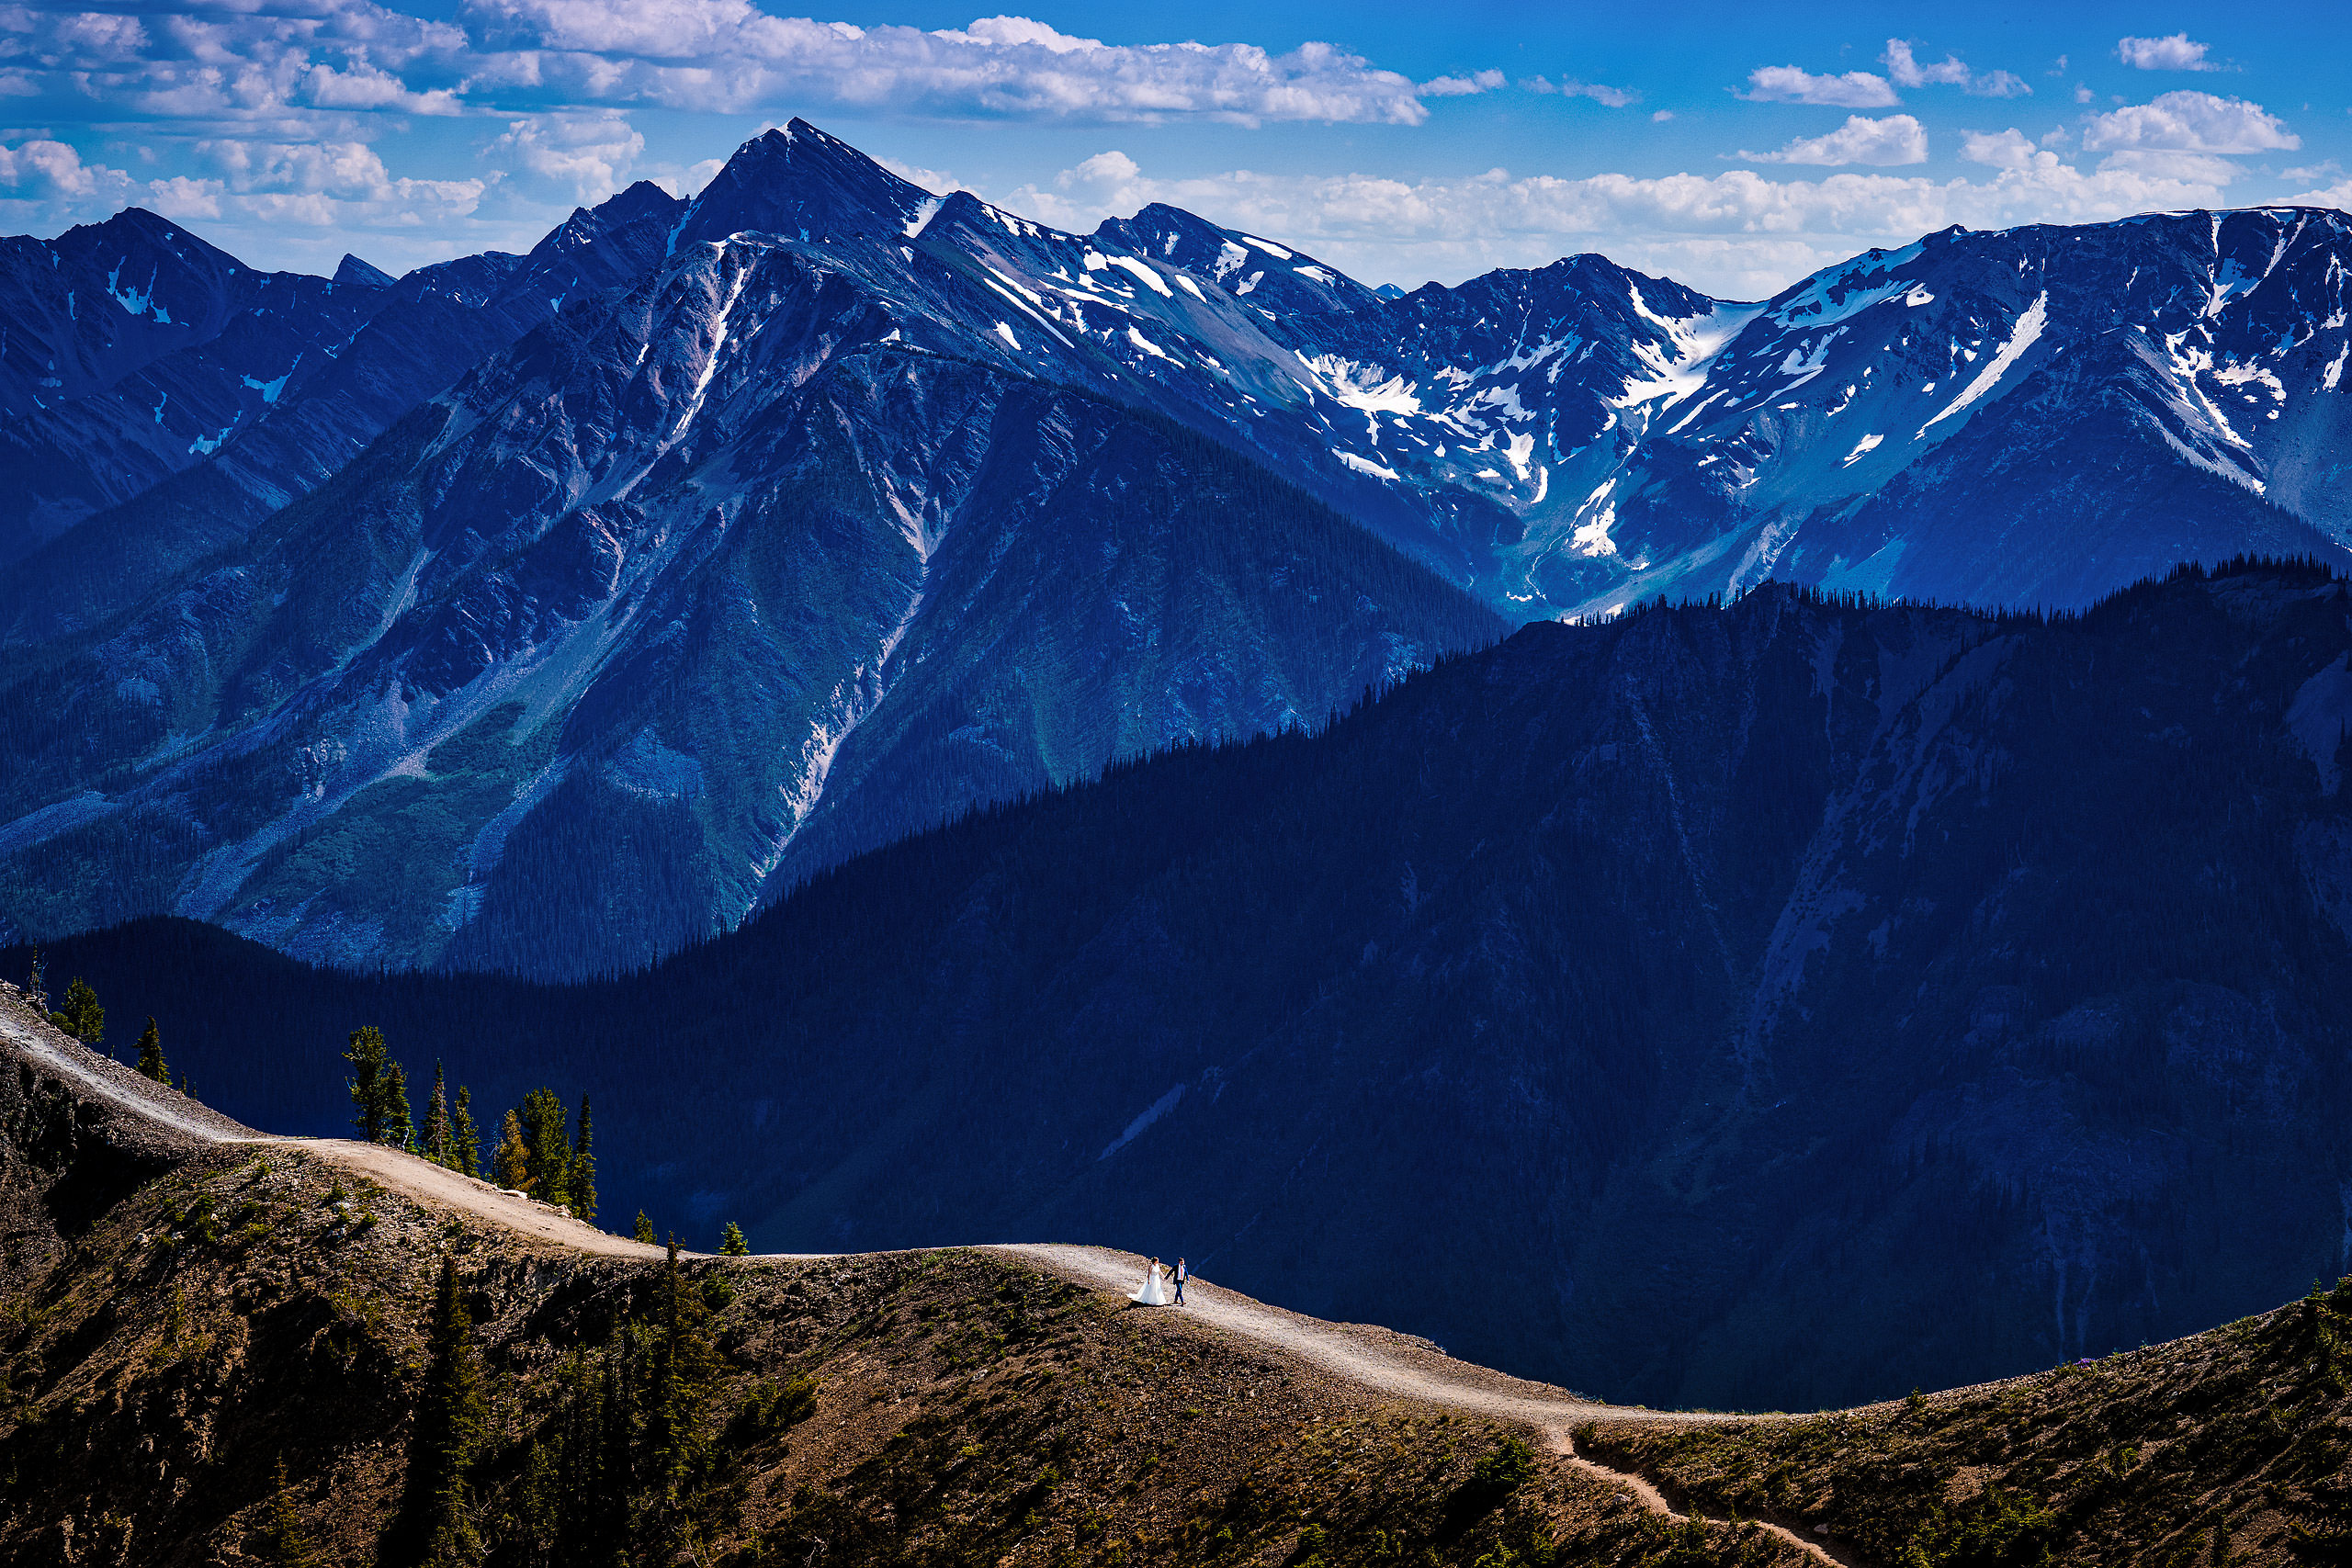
left=20, top=556, right=2352, bottom=1410
left=2, top=119, right=2350, bottom=979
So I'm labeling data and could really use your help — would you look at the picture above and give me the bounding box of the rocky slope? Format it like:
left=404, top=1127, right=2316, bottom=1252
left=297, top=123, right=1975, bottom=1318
left=6, top=124, right=2351, bottom=981
left=0, top=122, right=1503, bottom=978
left=8, top=969, right=2352, bottom=1566
left=0, top=983, right=1792, bottom=1568
left=0, top=209, right=374, bottom=569
left=0, top=184, right=684, bottom=636
left=1492, top=209, right=2352, bottom=615
left=1581, top=1280, right=2352, bottom=1565
left=18, top=556, right=2352, bottom=1413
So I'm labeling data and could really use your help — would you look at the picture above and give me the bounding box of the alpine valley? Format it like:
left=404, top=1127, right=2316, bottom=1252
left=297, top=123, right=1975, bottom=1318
left=3, top=118, right=2351, bottom=984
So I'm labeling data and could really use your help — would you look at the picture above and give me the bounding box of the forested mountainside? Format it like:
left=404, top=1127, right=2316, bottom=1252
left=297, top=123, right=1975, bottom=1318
left=18, top=557, right=2352, bottom=1412
left=4, top=121, right=2351, bottom=983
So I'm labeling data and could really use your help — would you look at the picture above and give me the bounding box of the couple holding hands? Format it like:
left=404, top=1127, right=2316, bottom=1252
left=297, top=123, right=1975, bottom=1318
left=1130, top=1255, right=1188, bottom=1306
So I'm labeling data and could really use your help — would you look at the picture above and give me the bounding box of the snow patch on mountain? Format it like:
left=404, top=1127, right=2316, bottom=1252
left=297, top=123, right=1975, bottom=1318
left=1919, top=293, right=2046, bottom=437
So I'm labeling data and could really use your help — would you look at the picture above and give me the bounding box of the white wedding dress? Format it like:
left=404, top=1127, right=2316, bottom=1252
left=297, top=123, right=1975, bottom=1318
left=1130, top=1262, right=1170, bottom=1305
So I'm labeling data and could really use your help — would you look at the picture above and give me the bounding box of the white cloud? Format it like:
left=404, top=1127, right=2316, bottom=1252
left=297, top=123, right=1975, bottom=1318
left=1652, top=109, right=1675, bottom=122
left=2094, top=149, right=2243, bottom=183
left=1056, top=149, right=1142, bottom=194
left=2082, top=91, right=2299, bottom=154
left=0, top=138, right=119, bottom=198
left=1739, top=65, right=1900, bottom=108
left=1884, top=40, right=1969, bottom=88
left=876, top=155, right=965, bottom=197
left=493, top=111, right=646, bottom=197
left=1521, top=75, right=1637, bottom=107
left=1959, top=130, right=2039, bottom=170
left=194, top=138, right=491, bottom=221
left=458, top=3, right=1433, bottom=125
left=146, top=175, right=224, bottom=220
left=1883, top=39, right=2030, bottom=98
left=1004, top=149, right=2240, bottom=301
left=303, top=62, right=463, bottom=116
left=1740, top=115, right=1928, bottom=167
left=2116, top=34, right=2216, bottom=71
left=2288, top=177, right=2352, bottom=211
left=1422, top=69, right=1505, bottom=98
left=670, top=156, right=727, bottom=197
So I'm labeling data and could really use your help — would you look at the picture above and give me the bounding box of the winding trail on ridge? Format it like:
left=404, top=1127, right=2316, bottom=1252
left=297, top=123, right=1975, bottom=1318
left=1, top=989, right=1861, bottom=1565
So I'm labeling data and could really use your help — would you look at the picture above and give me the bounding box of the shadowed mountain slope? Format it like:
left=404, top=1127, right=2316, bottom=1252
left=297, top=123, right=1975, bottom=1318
left=11, top=963, right=2352, bottom=1566
left=16, top=558, right=2352, bottom=1412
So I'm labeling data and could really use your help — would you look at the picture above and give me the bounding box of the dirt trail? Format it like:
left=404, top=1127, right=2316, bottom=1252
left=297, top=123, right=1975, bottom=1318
left=0, top=991, right=1858, bottom=1563
left=0, top=989, right=662, bottom=1258
left=1000, top=1246, right=1862, bottom=1567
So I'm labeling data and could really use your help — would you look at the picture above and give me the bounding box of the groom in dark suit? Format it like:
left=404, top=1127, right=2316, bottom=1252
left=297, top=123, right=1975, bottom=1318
left=1173, top=1258, right=1188, bottom=1305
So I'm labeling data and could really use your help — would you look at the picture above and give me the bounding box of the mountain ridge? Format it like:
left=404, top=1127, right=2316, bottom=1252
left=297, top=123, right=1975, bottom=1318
left=5, top=120, right=2352, bottom=982
left=18, top=976, right=2352, bottom=1566
left=16, top=555, right=2351, bottom=1411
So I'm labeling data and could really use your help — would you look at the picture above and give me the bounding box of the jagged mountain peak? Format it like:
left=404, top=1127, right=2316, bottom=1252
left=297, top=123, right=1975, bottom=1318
left=1517, top=201, right=2352, bottom=615
left=673, top=118, right=935, bottom=252
left=333, top=253, right=396, bottom=289
left=64, top=204, right=212, bottom=249
left=1093, top=199, right=1379, bottom=315
left=598, top=178, right=682, bottom=226
left=922, top=186, right=1051, bottom=239
left=48, top=205, right=246, bottom=283
left=529, top=180, right=685, bottom=273
left=533, top=180, right=682, bottom=255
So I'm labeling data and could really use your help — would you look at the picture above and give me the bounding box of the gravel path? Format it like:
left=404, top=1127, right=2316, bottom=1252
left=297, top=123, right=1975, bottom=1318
left=997, top=1245, right=1862, bottom=1567
left=0, top=986, right=663, bottom=1258
left=1, top=987, right=1858, bottom=1563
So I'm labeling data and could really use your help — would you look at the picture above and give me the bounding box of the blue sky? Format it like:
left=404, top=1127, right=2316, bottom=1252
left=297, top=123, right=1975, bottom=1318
left=3, top=0, right=2346, bottom=298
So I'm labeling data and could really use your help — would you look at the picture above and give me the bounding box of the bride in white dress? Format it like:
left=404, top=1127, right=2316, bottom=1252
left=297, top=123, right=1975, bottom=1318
left=1130, top=1256, right=1170, bottom=1305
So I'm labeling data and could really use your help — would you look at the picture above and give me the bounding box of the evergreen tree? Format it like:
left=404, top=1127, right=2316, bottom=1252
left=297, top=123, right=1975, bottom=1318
left=634, top=1211, right=656, bottom=1245
left=383, top=1057, right=414, bottom=1152
left=594, top=1334, right=636, bottom=1556
left=571, top=1096, right=597, bottom=1224
left=493, top=1110, right=532, bottom=1190
left=451, top=1087, right=481, bottom=1179
left=54, top=976, right=103, bottom=1047
left=643, top=1236, right=718, bottom=1516
left=518, top=1088, right=571, bottom=1209
left=422, top=1062, right=450, bottom=1166
left=346, top=1026, right=391, bottom=1143
left=22, top=944, right=45, bottom=1017
left=401, top=1253, right=488, bottom=1565
left=547, top=1348, right=616, bottom=1564
left=248, top=1458, right=325, bottom=1568
left=134, top=1017, right=168, bottom=1083
left=718, top=1222, right=748, bottom=1257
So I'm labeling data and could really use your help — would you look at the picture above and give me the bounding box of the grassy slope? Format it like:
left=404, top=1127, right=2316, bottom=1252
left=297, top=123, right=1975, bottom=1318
left=0, top=1095, right=1777, bottom=1566
left=1582, top=1290, right=2352, bottom=1566
left=9, top=1002, right=2352, bottom=1566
